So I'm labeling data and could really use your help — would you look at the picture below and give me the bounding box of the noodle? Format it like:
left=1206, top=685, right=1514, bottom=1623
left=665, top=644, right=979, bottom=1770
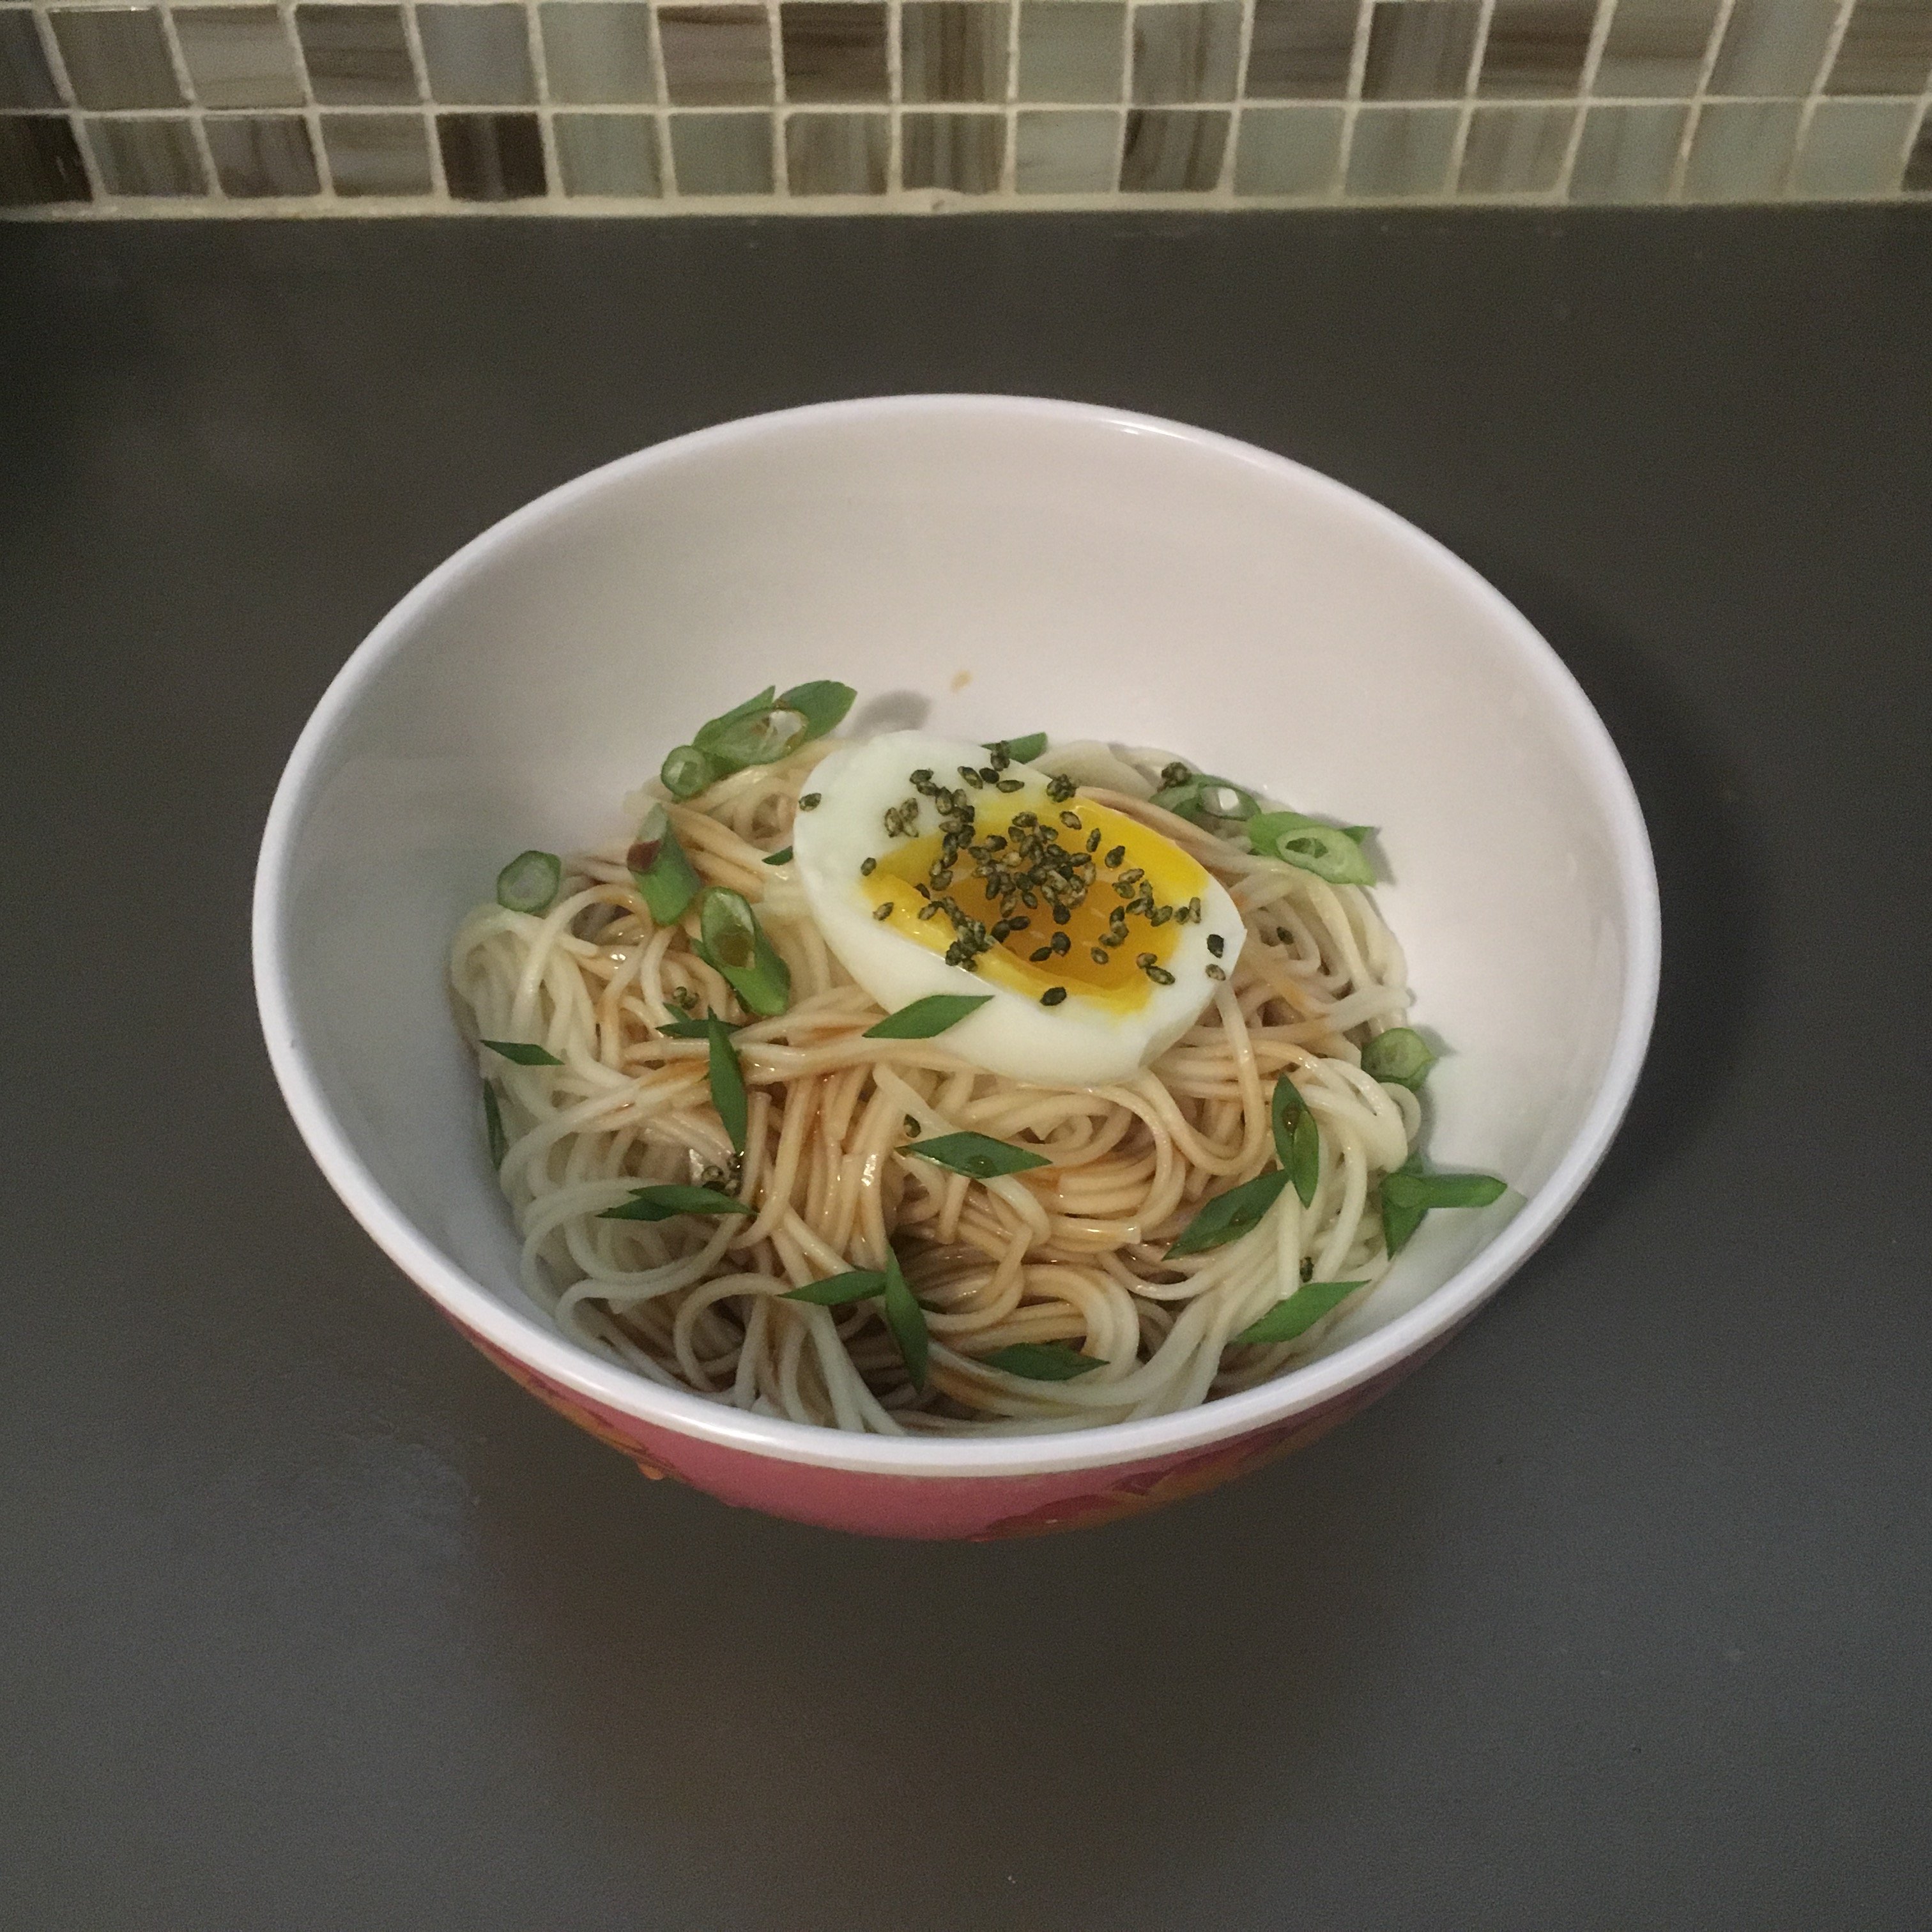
left=450, top=742, right=1420, bottom=1436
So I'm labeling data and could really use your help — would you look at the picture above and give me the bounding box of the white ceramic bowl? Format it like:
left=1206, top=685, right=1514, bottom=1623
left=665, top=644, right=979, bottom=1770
left=254, top=397, right=1659, bottom=1539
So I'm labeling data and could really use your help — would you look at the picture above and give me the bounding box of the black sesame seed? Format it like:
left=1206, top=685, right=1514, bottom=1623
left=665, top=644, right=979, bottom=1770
left=1007, top=916, right=1029, bottom=931
left=1029, top=946, right=1053, bottom=963
left=1050, top=932, right=1070, bottom=955
left=874, top=901, right=895, bottom=920
left=996, top=778, right=1023, bottom=793
left=1206, top=932, right=1225, bottom=957
left=1135, top=952, right=1156, bottom=969
left=1052, top=904, right=1070, bottom=926
left=1089, top=947, right=1108, bottom=965
left=1040, top=986, right=1068, bottom=1007
left=905, top=1114, right=921, bottom=1137
left=1105, top=845, right=1126, bottom=869
left=910, top=769, right=932, bottom=783
left=1146, top=964, right=1175, bottom=986
left=798, top=793, right=821, bottom=811
left=1059, top=811, right=1083, bottom=832
left=1086, top=829, right=1101, bottom=853
left=1206, top=963, right=1226, bottom=981
left=859, top=856, right=877, bottom=877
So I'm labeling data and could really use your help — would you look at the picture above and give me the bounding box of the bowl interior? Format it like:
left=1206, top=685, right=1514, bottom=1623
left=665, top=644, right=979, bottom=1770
left=261, top=398, right=1652, bottom=1465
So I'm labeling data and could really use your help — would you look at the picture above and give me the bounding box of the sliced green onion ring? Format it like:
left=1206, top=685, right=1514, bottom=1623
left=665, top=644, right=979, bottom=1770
left=627, top=803, right=703, bottom=926
left=1361, top=1027, right=1436, bottom=1089
left=495, top=849, right=561, bottom=915
left=698, top=887, right=792, bottom=1016
left=661, top=744, right=721, bottom=799
left=1248, top=811, right=1375, bottom=887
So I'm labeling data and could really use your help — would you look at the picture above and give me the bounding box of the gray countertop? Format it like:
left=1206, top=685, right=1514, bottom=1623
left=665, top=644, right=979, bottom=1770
left=3, top=208, right=1928, bottom=1931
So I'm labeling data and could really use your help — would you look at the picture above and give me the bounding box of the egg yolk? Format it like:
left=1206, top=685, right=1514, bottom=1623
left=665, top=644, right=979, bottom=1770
left=857, top=793, right=1208, bottom=1012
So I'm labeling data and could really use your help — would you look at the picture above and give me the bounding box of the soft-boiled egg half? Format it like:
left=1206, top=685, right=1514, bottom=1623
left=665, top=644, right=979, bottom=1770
left=793, top=732, right=1245, bottom=1085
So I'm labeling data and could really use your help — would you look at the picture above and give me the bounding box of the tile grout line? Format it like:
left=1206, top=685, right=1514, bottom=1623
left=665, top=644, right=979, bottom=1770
left=397, top=0, right=447, bottom=197
left=1788, top=0, right=1859, bottom=195
left=525, top=0, right=561, bottom=201
left=284, top=0, right=339, bottom=204
left=1553, top=0, right=1621, bottom=201
left=1446, top=0, right=1501, bottom=196
left=1671, top=0, right=1738, bottom=200
left=1334, top=0, right=1375, bottom=201
left=157, top=2, right=227, bottom=202
left=26, top=3, right=110, bottom=201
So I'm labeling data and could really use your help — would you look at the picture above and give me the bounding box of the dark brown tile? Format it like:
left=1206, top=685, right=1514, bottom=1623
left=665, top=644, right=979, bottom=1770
left=780, top=3, right=887, bottom=101
left=902, top=1, right=1008, bottom=103
left=1131, top=3, right=1240, bottom=104
left=1593, top=0, right=1719, bottom=98
left=1246, top=0, right=1360, bottom=100
left=659, top=5, right=773, bottom=104
left=437, top=109, right=547, bottom=195
left=1361, top=0, right=1481, bottom=101
left=204, top=111, right=321, bottom=193
left=1118, top=103, right=1226, bottom=186
left=785, top=107, right=887, bottom=187
left=0, top=10, right=61, bottom=108
left=0, top=114, right=90, bottom=203
left=1477, top=0, right=1597, bottom=98
left=1826, top=0, right=1932, bottom=97
left=51, top=7, right=183, bottom=109
left=88, top=114, right=207, bottom=192
left=901, top=107, right=1004, bottom=187
left=296, top=4, right=418, bottom=105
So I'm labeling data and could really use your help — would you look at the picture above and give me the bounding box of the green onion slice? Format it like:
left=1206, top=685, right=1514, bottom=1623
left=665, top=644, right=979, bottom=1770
left=597, top=1183, right=755, bottom=1222
left=1361, top=1027, right=1436, bottom=1089
left=482, top=1081, right=508, bottom=1167
left=659, top=1015, right=739, bottom=1038
left=1230, top=1280, right=1367, bottom=1349
left=903, top=1131, right=1052, bottom=1179
left=495, top=849, right=561, bottom=915
left=627, top=804, right=703, bottom=926
left=782, top=1269, right=887, bottom=1306
left=988, top=732, right=1048, bottom=763
left=660, top=744, right=721, bottom=800
left=978, top=1342, right=1105, bottom=1381
left=698, top=888, right=792, bottom=1017
left=1167, top=1168, right=1292, bottom=1257
left=863, top=994, right=994, bottom=1040
left=1271, top=1077, right=1321, bottom=1208
left=704, top=705, right=809, bottom=770
left=482, top=1039, right=562, bottom=1066
left=880, top=1248, right=929, bottom=1390
left=704, top=1016, right=747, bottom=1154
left=1379, top=1156, right=1506, bottom=1255
left=1151, top=774, right=1262, bottom=827
left=762, top=847, right=792, bottom=866
left=776, top=680, right=856, bottom=742
left=1248, top=811, right=1376, bottom=887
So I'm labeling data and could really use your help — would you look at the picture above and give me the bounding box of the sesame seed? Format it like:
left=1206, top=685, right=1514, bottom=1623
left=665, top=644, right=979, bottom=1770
left=1105, top=845, right=1126, bottom=868
left=874, top=901, right=894, bottom=920
left=1029, top=946, right=1052, bottom=963
left=1040, top=986, right=1068, bottom=1007
left=1146, top=963, right=1175, bottom=986
left=1205, top=963, right=1225, bottom=980
left=859, top=857, right=877, bottom=877
left=798, top=793, right=821, bottom=811
left=1050, top=932, right=1070, bottom=955
left=1206, top=933, right=1225, bottom=957
left=1089, top=947, right=1108, bottom=965
left=996, top=778, right=1023, bottom=792
left=1059, top=811, right=1083, bottom=831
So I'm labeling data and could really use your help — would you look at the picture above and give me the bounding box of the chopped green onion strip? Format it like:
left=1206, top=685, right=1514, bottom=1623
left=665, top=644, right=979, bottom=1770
left=628, top=804, right=702, bottom=925
left=691, top=686, right=777, bottom=753
left=705, top=705, right=809, bottom=770
left=762, top=847, right=792, bottom=866
left=776, top=680, right=856, bottom=740
left=698, top=888, right=792, bottom=1017
left=661, top=745, right=720, bottom=799
left=1289, top=1108, right=1321, bottom=1209
left=1248, top=811, right=1375, bottom=886
left=1361, top=1027, right=1436, bottom=1089
left=1150, top=774, right=1261, bottom=827
left=904, top=1131, right=1052, bottom=1179
left=1167, top=1169, right=1292, bottom=1257
left=482, top=1038, right=563, bottom=1066
left=880, top=1249, right=929, bottom=1390
left=978, top=1342, right=1105, bottom=1381
left=1379, top=1156, right=1507, bottom=1254
left=863, top=993, right=994, bottom=1040
left=1269, top=1075, right=1303, bottom=1166
left=705, top=1016, right=748, bottom=1154
left=597, top=1183, right=755, bottom=1222
left=1230, top=1280, right=1367, bottom=1349
left=482, top=1081, right=507, bottom=1167
left=495, top=849, right=561, bottom=915
left=989, top=732, right=1048, bottom=763
left=659, top=1015, right=739, bottom=1038
left=782, top=1269, right=887, bottom=1306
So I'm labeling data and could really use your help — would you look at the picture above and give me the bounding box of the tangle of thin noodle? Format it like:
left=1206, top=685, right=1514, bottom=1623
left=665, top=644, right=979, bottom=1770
left=450, top=743, right=1420, bottom=1436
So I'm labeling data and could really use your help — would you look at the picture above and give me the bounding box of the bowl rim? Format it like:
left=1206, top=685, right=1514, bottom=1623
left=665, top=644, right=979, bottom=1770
left=253, top=393, right=1661, bottom=1481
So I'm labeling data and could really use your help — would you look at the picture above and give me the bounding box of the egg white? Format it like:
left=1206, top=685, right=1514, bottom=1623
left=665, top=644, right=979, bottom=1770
left=792, top=731, right=1245, bottom=1087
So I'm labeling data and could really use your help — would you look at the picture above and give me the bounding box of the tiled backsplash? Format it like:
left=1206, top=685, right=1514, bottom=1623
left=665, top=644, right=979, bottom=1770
left=3, top=0, right=1929, bottom=212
